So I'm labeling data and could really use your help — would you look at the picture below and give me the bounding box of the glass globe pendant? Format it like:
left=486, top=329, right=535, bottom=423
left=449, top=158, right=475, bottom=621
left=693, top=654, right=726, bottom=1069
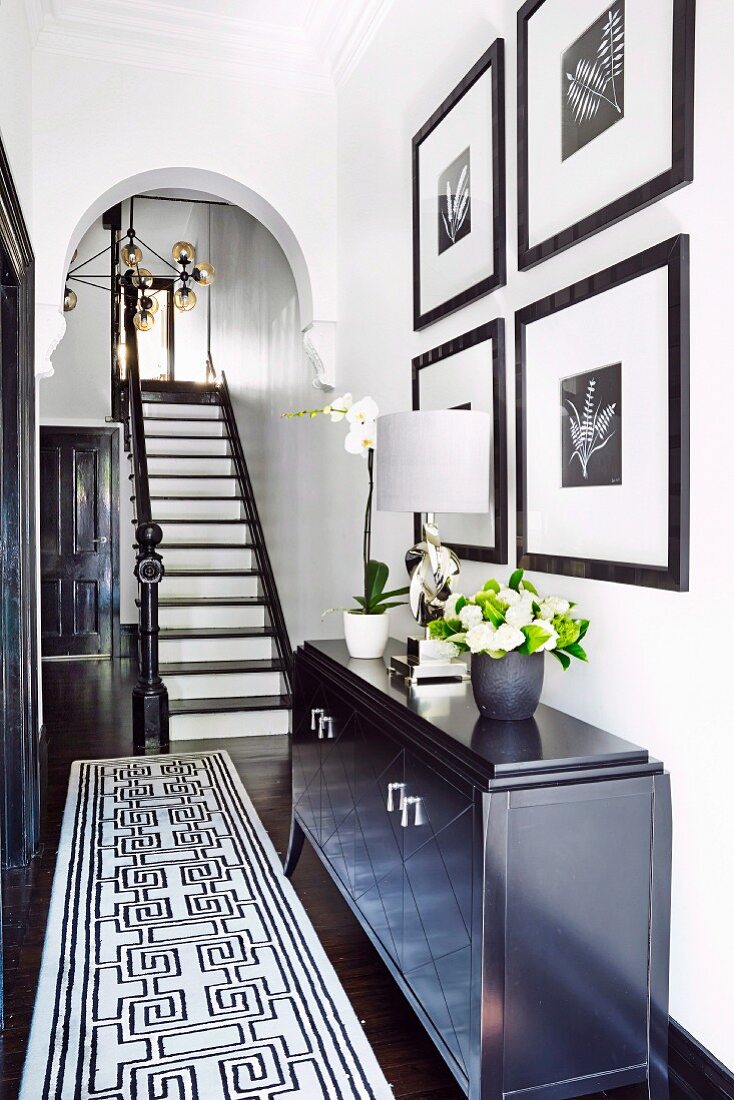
left=63, top=286, right=78, bottom=312
left=144, top=295, right=160, bottom=315
left=133, top=309, right=155, bottom=332
left=193, top=262, right=215, bottom=286
left=132, top=267, right=154, bottom=290
left=172, top=241, right=196, bottom=265
left=174, top=286, right=197, bottom=312
left=120, top=241, right=142, bottom=267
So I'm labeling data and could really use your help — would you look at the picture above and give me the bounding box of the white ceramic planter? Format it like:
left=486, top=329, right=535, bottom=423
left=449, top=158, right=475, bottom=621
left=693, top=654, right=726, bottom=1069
left=343, top=610, right=390, bottom=659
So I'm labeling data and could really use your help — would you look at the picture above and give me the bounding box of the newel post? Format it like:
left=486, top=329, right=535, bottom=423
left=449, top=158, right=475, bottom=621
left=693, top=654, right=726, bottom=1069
left=133, top=521, right=169, bottom=751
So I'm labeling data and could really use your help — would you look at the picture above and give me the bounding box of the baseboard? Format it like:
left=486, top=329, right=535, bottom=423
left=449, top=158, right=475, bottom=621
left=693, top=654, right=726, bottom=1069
left=670, top=1020, right=734, bottom=1099
left=120, top=623, right=138, bottom=661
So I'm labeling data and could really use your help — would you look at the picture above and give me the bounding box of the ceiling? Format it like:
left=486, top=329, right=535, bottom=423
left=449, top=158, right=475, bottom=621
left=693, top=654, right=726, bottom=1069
left=25, top=0, right=394, bottom=92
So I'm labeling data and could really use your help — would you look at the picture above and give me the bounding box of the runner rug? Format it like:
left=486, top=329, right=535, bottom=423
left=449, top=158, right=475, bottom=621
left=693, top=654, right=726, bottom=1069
left=21, top=751, right=391, bottom=1099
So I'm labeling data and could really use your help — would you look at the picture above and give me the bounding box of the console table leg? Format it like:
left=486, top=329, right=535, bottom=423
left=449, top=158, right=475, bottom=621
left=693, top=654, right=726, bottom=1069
left=283, top=816, right=305, bottom=878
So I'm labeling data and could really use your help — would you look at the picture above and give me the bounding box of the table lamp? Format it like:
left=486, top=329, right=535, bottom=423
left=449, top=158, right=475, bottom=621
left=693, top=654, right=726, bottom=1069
left=376, top=409, right=491, bottom=683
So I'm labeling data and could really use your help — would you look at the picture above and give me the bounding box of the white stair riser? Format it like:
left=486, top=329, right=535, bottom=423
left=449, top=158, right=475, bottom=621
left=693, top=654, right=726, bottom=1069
left=153, top=498, right=244, bottom=520
left=149, top=477, right=239, bottom=497
left=159, top=636, right=274, bottom=663
left=144, top=418, right=225, bottom=437
left=170, top=709, right=290, bottom=740
left=161, top=522, right=248, bottom=544
left=162, top=547, right=253, bottom=569
left=159, top=605, right=265, bottom=630
left=164, top=671, right=284, bottom=700
left=148, top=456, right=234, bottom=476
left=142, top=402, right=222, bottom=420
left=146, top=436, right=231, bottom=457
left=161, top=575, right=259, bottom=598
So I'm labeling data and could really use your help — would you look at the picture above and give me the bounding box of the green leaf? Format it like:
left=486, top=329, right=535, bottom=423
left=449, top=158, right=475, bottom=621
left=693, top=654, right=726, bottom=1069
left=455, top=595, right=468, bottom=614
left=364, top=559, right=389, bottom=611
left=576, top=619, right=590, bottom=641
left=483, top=579, right=500, bottom=593
left=482, top=601, right=505, bottom=628
left=428, top=618, right=463, bottom=640
left=368, top=600, right=407, bottom=613
left=521, top=623, right=552, bottom=655
left=564, top=642, right=588, bottom=662
left=353, top=595, right=366, bottom=607
left=521, top=577, right=538, bottom=595
left=509, top=568, right=524, bottom=591
left=551, top=649, right=571, bottom=670
left=374, top=585, right=410, bottom=601
left=488, top=649, right=507, bottom=659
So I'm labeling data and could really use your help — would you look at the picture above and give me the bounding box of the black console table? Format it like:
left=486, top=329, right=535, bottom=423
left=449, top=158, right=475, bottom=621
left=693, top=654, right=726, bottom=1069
left=285, top=640, right=672, bottom=1100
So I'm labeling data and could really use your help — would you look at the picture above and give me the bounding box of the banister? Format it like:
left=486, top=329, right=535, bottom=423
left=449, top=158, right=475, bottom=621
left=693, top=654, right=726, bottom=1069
left=219, top=372, right=293, bottom=690
left=124, top=282, right=169, bottom=752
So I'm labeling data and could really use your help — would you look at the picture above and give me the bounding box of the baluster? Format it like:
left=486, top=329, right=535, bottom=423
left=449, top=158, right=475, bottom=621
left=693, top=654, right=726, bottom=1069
left=132, top=521, right=169, bottom=752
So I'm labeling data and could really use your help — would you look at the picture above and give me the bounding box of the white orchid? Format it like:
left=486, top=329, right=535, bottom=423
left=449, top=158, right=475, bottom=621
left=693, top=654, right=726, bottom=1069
left=325, top=393, right=353, bottom=422
left=347, top=397, right=379, bottom=425
left=344, top=421, right=377, bottom=457
left=459, top=603, right=483, bottom=629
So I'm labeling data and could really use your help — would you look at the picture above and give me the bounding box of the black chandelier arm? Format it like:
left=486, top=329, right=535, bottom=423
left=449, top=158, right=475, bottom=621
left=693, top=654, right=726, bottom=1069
left=133, top=235, right=180, bottom=274
left=67, top=275, right=114, bottom=292
left=67, top=242, right=115, bottom=276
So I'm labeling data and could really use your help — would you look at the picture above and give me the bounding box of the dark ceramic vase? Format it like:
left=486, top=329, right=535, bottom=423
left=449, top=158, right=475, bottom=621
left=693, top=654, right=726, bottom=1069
left=470, top=651, right=545, bottom=721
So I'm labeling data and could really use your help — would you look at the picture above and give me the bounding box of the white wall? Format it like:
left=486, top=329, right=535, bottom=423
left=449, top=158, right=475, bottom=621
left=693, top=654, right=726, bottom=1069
left=324, top=0, right=734, bottom=1070
left=0, top=0, right=33, bottom=219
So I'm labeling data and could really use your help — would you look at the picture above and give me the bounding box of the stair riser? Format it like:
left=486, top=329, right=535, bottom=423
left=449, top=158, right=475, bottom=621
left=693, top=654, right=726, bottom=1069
left=142, top=402, right=222, bottom=420
left=153, top=498, right=244, bottom=520
left=160, top=522, right=249, bottom=544
left=159, top=605, right=266, bottom=630
left=163, top=671, right=284, bottom=700
left=159, top=637, right=274, bottom=663
left=144, top=419, right=225, bottom=437
left=149, top=477, right=239, bottom=498
left=146, top=437, right=231, bottom=457
left=162, top=548, right=254, bottom=569
left=170, top=709, right=290, bottom=740
left=161, top=575, right=259, bottom=599
left=148, top=457, right=234, bottom=476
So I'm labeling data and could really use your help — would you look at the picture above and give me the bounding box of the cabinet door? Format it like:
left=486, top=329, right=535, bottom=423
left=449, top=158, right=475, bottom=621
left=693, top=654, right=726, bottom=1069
left=319, top=682, right=357, bottom=849
left=401, top=750, right=475, bottom=1076
left=291, top=661, right=325, bottom=841
left=346, top=714, right=405, bottom=966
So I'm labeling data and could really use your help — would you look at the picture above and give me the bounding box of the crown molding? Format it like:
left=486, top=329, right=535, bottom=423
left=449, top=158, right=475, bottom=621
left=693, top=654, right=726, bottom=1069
left=27, top=0, right=394, bottom=93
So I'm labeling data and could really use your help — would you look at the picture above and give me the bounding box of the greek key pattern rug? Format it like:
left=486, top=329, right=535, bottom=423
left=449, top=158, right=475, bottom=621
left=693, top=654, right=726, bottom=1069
left=21, top=751, right=391, bottom=1100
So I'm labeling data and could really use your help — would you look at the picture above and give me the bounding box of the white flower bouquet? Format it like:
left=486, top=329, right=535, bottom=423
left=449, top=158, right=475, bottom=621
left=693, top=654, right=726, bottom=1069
left=428, top=568, right=589, bottom=670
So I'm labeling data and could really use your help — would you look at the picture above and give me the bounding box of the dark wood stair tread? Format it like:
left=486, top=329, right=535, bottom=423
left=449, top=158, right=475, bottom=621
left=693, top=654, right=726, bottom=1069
left=159, top=626, right=275, bottom=639
left=164, top=568, right=259, bottom=577
left=169, top=694, right=292, bottom=716
left=157, top=542, right=255, bottom=550
left=148, top=473, right=237, bottom=479
left=145, top=434, right=230, bottom=442
left=146, top=453, right=233, bottom=460
left=156, top=518, right=248, bottom=525
left=150, top=495, right=242, bottom=502
left=154, top=596, right=268, bottom=607
left=161, top=658, right=285, bottom=676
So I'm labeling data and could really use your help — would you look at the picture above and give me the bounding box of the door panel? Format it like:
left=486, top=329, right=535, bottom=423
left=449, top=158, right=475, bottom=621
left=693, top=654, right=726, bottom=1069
left=40, top=428, right=117, bottom=658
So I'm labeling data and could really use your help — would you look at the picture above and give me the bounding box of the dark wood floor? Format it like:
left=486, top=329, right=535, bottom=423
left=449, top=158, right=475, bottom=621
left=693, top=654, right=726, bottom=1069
left=0, top=660, right=664, bottom=1099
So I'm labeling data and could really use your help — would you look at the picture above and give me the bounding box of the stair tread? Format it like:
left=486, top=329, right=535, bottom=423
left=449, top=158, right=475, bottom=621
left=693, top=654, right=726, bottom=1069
left=164, top=568, right=259, bottom=577
left=146, top=453, right=232, bottom=460
left=161, top=658, right=285, bottom=675
left=145, top=433, right=228, bottom=440
left=156, top=518, right=249, bottom=525
left=169, top=694, right=292, bottom=716
left=156, top=596, right=268, bottom=607
left=160, top=626, right=275, bottom=639
left=150, top=495, right=242, bottom=501
left=148, top=474, right=236, bottom=479
left=144, top=415, right=224, bottom=423
left=158, top=542, right=255, bottom=550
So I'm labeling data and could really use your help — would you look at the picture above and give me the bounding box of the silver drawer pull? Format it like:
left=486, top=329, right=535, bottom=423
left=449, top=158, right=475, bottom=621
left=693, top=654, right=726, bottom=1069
left=386, top=782, right=406, bottom=812
left=320, top=715, right=334, bottom=740
left=310, top=707, right=324, bottom=731
left=401, top=795, right=426, bottom=828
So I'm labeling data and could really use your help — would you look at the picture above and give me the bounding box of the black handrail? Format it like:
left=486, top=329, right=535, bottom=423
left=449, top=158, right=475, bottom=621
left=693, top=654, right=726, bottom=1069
left=125, top=283, right=169, bottom=751
left=219, top=372, right=293, bottom=691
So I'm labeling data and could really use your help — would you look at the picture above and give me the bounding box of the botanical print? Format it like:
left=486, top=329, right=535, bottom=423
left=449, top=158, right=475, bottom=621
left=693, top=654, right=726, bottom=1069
left=561, top=363, right=622, bottom=487
left=562, top=3, right=625, bottom=161
left=438, top=147, right=471, bottom=254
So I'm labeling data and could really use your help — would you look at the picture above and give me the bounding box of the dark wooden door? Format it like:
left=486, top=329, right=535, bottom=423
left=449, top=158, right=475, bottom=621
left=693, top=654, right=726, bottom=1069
left=40, top=427, right=118, bottom=658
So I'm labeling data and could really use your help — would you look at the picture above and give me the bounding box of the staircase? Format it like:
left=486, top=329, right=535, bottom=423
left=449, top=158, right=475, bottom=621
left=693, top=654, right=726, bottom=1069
left=130, top=380, right=291, bottom=741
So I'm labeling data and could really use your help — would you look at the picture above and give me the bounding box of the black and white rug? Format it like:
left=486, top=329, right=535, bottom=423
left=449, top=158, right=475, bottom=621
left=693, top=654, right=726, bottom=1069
left=21, top=751, right=392, bottom=1099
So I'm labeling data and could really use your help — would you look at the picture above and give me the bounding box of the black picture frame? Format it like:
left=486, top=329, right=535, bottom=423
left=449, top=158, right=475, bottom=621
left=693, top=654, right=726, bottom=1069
left=412, top=39, right=506, bottom=330
left=517, top=0, right=695, bottom=270
left=516, top=234, right=690, bottom=591
left=413, top=319, right=507, bottom=563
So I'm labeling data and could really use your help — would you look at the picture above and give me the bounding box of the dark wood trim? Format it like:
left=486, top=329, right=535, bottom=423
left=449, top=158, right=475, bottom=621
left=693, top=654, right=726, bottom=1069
left=119, top=623, right=139, bottom=661
left=412, top=319, right=507, bottom=563
left=515, top=234, right=690, bottom=591
left=669, top=1020, right=734, bottom=1100
left=517, top=0, right=696, bottom=270
left=0, top=135, right=38, bottom=872
left=413, top=38, right=506, bottom=330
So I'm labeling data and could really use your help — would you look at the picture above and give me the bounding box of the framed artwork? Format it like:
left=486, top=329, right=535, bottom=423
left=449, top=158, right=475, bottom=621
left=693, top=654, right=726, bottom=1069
left=413, top=319, right=507, bottom=563
left=517, top=0, right=695, bottom=269
left=412, top=39, right=506, bottom=330
left=515, top=234, right=689, bottom=590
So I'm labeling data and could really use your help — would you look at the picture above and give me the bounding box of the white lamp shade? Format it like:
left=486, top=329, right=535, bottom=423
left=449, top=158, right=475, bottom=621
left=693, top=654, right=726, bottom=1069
left=376, top=410, right=491, bottom=514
